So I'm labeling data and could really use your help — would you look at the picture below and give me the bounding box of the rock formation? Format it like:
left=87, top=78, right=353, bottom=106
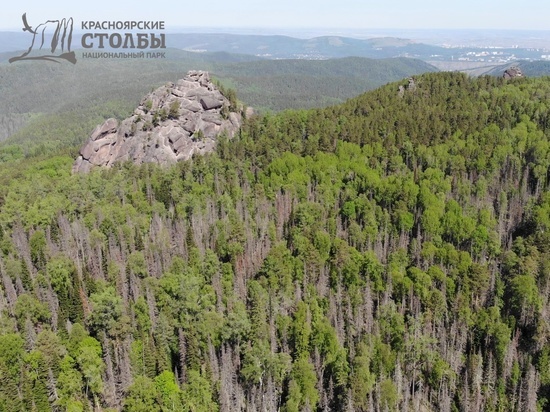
left=73, top=70, right=242, bottom=173
left=398, top=77, right=416, bottom=98
left=503, top=66, right=523, bottom=79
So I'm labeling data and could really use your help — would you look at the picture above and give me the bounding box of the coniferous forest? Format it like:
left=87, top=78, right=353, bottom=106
left=1, top=72, right=550, bottom=411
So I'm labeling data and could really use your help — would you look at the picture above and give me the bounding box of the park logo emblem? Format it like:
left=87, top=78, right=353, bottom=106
left=9, top=13, right=77, bottom=64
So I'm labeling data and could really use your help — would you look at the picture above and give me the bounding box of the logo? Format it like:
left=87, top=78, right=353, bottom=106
left=9, top=13, right=77, bottom=64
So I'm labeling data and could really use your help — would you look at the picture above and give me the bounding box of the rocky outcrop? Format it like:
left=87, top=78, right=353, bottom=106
left=398, top=77, right=416, bottom=98
left=503, top=66, right=523, bottom=79
left=73, top=70, right=242, bottom=173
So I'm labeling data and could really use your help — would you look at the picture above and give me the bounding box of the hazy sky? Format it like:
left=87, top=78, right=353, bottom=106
left=1, top=0, right=549, bottom=31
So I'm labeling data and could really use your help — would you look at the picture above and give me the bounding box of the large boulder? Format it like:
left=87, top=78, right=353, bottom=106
left=200, top=96, right=223, bottom=110
left=73, top=70, right=243, bottom=173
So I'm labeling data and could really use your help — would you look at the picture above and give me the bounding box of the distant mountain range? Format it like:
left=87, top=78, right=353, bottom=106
left=167, top=33, right=429, bottom=59
left=1, top=31, right=547, bottom=63
left=0, top=31, right=440, bottom=60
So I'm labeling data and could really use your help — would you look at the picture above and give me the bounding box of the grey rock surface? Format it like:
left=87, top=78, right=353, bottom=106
left=73, top=70, right=242, bottom=173
left=503, top=66, right=523, bottom=79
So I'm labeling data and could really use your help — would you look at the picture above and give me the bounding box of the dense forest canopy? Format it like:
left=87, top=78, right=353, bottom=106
left=0, top=72, right=549, bottom=411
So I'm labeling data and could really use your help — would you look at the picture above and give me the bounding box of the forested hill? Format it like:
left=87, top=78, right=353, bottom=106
left=211, top=57, right=437, bottom=111
left=1, top=72, right=550, bottom=411
left=0, top=52, right=436, bottom=158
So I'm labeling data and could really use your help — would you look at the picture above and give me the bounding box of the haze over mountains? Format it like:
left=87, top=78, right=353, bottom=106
left=1, top=29, right=549, bottom=62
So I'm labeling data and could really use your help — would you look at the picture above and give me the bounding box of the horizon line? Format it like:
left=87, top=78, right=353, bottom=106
left=1, top=27, right=550, bottom=33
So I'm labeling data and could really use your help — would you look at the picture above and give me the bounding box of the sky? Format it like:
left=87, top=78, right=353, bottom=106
left=1, top=0, right=549, bottom=32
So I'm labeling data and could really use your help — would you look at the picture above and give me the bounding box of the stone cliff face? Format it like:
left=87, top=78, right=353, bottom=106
left=73, top=70, right=242, bottom=173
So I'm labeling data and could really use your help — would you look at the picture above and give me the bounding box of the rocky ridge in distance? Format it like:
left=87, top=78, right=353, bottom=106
left=73, top=70, right=242, bottom=173
left=503, top=66, right=523, bottom=79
